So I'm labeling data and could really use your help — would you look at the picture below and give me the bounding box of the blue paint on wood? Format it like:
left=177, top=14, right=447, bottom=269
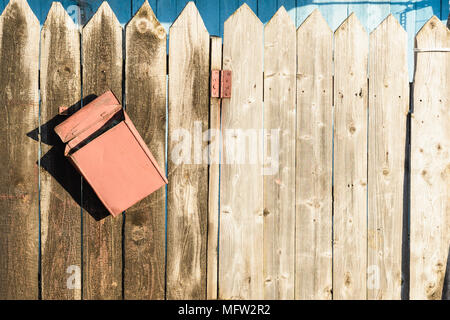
left=415, top=0, right=441, bottom=32
left=258, top=0, right=278, bottom=24
left=219, top=0, right=239, bottom=36
left=349, top=0, right=390, bottom=32
left=297, top=0, right=347, bottom=31
left=176, top=0, right=192, bottom=16
left=0, top=0, right=7, bottom=15
left=158, top=0, right=177, bottom=32
left=296, top=0, right=317, bottom=27
left=318, top=0, right=349, bottom=31
left=197, top=0, right=220, bottom=35
left=442, top=0, right=449, bottom=22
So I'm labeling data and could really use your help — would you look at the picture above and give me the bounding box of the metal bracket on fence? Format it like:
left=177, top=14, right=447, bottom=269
left=211, top=69, right=232, bottom=99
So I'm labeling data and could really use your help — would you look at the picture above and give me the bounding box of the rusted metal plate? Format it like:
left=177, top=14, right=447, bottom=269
left=54, top=91, right=168, bottom=217
left=221, top=70, right=232, bottom=98
left=211, top=69, right=220, bottom=98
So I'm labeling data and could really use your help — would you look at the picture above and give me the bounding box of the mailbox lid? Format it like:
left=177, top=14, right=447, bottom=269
left=69, top=119, right=167, bottom=217
left=55, top=91, right=121, bottom=143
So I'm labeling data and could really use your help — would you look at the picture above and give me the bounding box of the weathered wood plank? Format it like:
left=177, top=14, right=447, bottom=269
left=206, top=36, right=222, bottom=300
left=219, top=4, right=264, bottom=300
left=82, top=2, right=123, bottom=300
left=368, top=14, right=408, bottom=300
left=124, top=0, right=166, bottom=300
left=167, top=2, right=210, bottom=300
left=295, top=9, right=333, bottom=300
left=40, top=2, right=81, bottom=300
left=263, top=6, right=295, bottom=300
left=0, top=0, right=40, bottom=300
left=333, top=13, right=368, bottom=300
left=411, top=16, right=450, bottom=300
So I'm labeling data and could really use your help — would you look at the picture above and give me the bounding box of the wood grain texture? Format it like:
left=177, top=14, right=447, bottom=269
left=40, top=2, right=81, bottom=300
left=206, top=36, right=222, bottom=300
left=411, top=16, right=450, bottom=300
left=0, top=0, right=39, bottom=300
left=219, top=4, right=264, bottom=300
left=263, top=6, right=296, bottom=300
left=368, top=15, right=408, bottom=300
left=82, top=2, right=123, bottom=300
left=124, top=0, right=166, bottom=300
left=333, top=13, right=368, bottom=300
left=167, top=2, right=210, bottom=300
left=295, top=9, right=333, bottom=300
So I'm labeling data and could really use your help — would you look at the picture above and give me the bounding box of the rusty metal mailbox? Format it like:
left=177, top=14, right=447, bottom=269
left=54, top=91, right=168, bottom=217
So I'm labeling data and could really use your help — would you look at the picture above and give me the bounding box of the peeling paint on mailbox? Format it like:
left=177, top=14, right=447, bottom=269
left=54, top=91, right=168, bottom=217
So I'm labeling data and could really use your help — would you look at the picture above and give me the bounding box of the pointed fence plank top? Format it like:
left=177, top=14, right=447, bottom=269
left=40, top=1, right=82, bottom=300
left=368, top=14, right=408, bottom=300
left=411, top=16, right=450, bottom=300
left=0, top=0, right=40, bottom=300
left=167, top=1, right=210, bottom=300
left=295, top=9, right=333, bottom=300
left=219, top=3, right=264, bottom=300
left=333, top=13, right=368, bottom=300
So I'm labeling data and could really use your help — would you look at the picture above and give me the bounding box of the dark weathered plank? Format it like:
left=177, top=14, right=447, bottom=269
left=40, top=2, right=82, bottom=300
left=0, top=0, right=40, bottom=300
left=167, top=2, right=210, bottom=300
left=219, top=4, right=264, bottom=299
left=82, top=2, right=123, bottom=300
left=124, top=0, right=166, bottom=300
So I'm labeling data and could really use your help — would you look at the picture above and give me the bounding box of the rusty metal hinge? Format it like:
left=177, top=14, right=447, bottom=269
left=211, top=69, right=232, bottom=98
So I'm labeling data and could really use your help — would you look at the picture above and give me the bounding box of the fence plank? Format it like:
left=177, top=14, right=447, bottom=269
left=167, top=2, right=210, bottom=300
left=124, top=0, right=166, bottom=300
left=0, top=0, right=39, bottom=300
left=263, top=7, right=295, bottom=300
left=333, top=13, right=368, bottom=300
left=368, top=15, right=408, bottom=300
left=219, top=4, right=263, bottom=300
left=40, top=2, right=81, bottom=300
left=295, top=9, right=333, bottom=300
left=411, top=16, right=450, bottom=300
left=206, top=36, right=222, bottom=300
left=82, top=2, right=123, bottom=300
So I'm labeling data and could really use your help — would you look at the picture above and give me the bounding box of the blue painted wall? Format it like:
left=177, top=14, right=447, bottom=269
left=0, top=0, right=448, bottom=79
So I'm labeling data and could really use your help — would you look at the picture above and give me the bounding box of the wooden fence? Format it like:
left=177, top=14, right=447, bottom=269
left=0, top=0, right=448, bottom=300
